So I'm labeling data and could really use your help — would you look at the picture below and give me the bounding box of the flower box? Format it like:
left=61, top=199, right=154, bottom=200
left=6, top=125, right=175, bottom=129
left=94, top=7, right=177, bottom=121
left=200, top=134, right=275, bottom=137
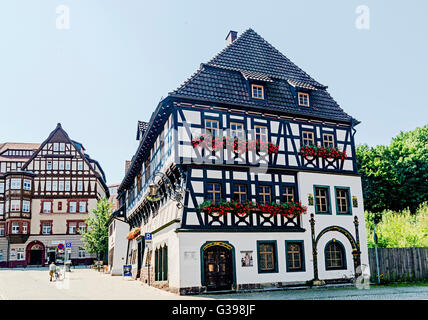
left=198, top=200, right=307, bottom=219
left=127, top=227, right=141, bottom=240
left=300, top=145, right=347, bottom=160
left=191, top=134, right=279, bottom=155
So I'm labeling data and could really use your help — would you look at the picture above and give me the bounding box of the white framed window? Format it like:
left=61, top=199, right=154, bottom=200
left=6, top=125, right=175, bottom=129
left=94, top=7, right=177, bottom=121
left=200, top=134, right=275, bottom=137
left=298, top=92, right=310, bottom=107
left=0, top=203, right=3, bottom=216
left=10, top=179, right=21, bottom=190
left=59, top=181, right=64, bottom=191
left=77, top=161, right=83, bottom=171
left=53, top=143, right=59, bottom=151
left=16, top=248, right=25, bottom=260
left=42, top=222, right=51, bottom=235
left=78, top=223, right=86, bottom=234
left=322, top=133, right=335, bottom=148
left=12, top=222, right=19, bottom=234
left=65, top=161, right=71, bottom=170
left=43, top=201, right=52, bottom=213
left=0, top=163, right=5, bottom=173
left=78, top=247, right=86, bottom=258
left=22, top=223, right=28, bottom=234
left=23, top=179, right=31, bottom=191
left=52, top=181, right=58, bottom=191
left=69, top=201, right=76, bottom=213
left=65, top=181, right=70, bottom=191
left=11, top=200, right=20, bottom=212
left=59, top=161, right=64, bottom=170
left=45, top=181, right=51, bottom=191
left=77, top=181, right=83, bottom=192
left=46, top=161, right=52, bottom=170
left=0, top=183, right=4, bottom=193
left=53, top=161, right=58, bottom=170
left=251, top=84, right=264, bottom=99
left=68, top=223, right=77, bottom=234
left=22, top=200, right=30, bottom=213
left=255, top=125, right=268, bottom=142
left=0, top=226, right=4, bottom=237
left=230, top=122, right=245, bottom=139
left=79, top=201, right=86, bottom=213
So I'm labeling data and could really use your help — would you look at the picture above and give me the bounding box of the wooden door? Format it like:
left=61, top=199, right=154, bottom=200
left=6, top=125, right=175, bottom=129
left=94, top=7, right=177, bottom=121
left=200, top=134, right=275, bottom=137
left=203, top=246, right=233, bottom=291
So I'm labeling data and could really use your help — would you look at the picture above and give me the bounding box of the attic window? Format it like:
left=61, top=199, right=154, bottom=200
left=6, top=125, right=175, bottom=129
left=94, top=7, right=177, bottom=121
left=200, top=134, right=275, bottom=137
left=298, top=92, right=310, bottom=107
left=251, top=84, right=264, bottom=99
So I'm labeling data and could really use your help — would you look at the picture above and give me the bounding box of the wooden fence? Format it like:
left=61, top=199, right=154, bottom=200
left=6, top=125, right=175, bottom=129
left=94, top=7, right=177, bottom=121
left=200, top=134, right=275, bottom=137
left=368, top=247, right=428, bottom=282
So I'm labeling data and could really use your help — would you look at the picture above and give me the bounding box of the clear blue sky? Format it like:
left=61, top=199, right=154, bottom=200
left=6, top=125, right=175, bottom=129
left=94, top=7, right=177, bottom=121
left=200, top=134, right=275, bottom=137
left=0, top=0, right=427, bottom=184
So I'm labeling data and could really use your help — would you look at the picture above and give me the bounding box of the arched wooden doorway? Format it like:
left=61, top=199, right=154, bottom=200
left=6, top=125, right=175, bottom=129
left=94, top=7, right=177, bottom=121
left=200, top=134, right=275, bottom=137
left=201, top=241, right=235, bottom=291
left=26, top=241, right=45, bottom=266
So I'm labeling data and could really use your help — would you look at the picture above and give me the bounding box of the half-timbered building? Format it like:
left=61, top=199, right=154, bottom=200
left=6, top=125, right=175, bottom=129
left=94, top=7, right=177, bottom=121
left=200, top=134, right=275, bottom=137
left=0, top=123, right=109, bottom=267
left=116, top=29, right=369, bottom=294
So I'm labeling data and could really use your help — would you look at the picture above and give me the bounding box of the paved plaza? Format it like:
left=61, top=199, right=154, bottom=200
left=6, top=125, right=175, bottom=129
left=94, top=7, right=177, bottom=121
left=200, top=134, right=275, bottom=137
left=0, top=268, right=426, bottom=300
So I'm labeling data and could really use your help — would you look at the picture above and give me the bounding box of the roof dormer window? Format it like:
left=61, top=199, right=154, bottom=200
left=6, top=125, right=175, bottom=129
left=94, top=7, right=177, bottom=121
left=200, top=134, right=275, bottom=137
left=298, top=92, right=310, bottom=107
left=251, top=84, right=264, bottom=99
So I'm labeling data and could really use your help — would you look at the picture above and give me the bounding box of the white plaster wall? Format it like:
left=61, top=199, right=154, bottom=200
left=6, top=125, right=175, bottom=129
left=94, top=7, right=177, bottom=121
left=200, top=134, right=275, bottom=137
left=297, top=171, right=370, bottom=280
left=178, top=232, right=314, bottom=288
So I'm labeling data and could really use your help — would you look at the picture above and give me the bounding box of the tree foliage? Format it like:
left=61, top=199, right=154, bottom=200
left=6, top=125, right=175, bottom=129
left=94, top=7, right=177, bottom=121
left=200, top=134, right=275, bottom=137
left=80, top=197, right=111, bottom=260
left=365, top=204, right=428, bottom=248
left=356, top=125, right=428, bottom=216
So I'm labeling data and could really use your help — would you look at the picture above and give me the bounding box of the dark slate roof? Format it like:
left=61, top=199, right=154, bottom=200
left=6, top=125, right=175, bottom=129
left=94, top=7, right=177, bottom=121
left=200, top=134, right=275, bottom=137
left=169, top=28, right=356, bottom=124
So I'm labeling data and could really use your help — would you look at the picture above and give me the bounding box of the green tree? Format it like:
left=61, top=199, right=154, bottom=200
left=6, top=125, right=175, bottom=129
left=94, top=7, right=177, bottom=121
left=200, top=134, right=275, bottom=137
left=356, top=125, right=428, bottom=216
left=80, top=197, right=111, bottom=263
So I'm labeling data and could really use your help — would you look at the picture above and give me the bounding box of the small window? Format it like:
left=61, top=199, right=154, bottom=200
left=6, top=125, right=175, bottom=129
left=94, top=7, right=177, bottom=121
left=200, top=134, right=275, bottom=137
left=11, top=200, right=20, bottom=212
left=314, top=186, right=331, bottom=214
left=77, top=161, right=83, bottom=171
left=42, top=201, right=52, bottom=213
left=60, top=143, right=65, bottom=151
left=78, top=247, right=86, bottom=258
left=230, top=122, right=245, bottom=139
left=69, top=201, right=77, bottom=213
left=254, top=126, right=268, bottom=143
left=11, top=222, right=20, bottom=234
left=0, top=226, right=4, bottom=237
left=46, top=161, right=52, bottom=170
left=77, top=181, right=83, bottom=192
left=282, top=186, right=295, bottom=203
left=79, top=201, right=86, bottom=213
left=335, top=188, right=351, bottom=214
left=53, top=143, right=59, bottom=151
left=23, top=179, right=31, bottom=191
left=58, top=202, right=62, bottom=211
left=78, top=223, right=86, bottom=234
left=286, top=241, right=305, bottom=272
left=233, top=184, right=248, bottom=203
left=302, top=131, right=315, bottom=146
left=68, top=223, right=77, bottom=234
left=10, top=179, right=21, bottom=190
left=298, top=92, right=310, bottom=106
left=205, top=119, right=219, bottom=137
left=22, top=201, right=30, bottom=213
left=251, top=84, right=264, bottom=99
left=322, top=133, right=335, bottom=148
left=258, top=185, right=272, bottom=205
left=42, top=222, right=52, bottom=235
left=207, top=183, right=222, bottom=203
left=257, top=241, right=278, bottom=273
left=325, top=240, right=346, bottom=270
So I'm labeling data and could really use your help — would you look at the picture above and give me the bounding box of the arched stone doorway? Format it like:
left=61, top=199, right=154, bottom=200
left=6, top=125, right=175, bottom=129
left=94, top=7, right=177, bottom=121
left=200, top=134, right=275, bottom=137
left=310, top=221, right=361, bottom=280
left=201, top=241, right=236, bottom=292
left=26, top=241, right=45, bottom=266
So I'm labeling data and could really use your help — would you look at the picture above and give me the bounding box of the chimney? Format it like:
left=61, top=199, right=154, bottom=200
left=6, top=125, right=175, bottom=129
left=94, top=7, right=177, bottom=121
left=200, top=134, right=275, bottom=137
left=125, top=160, right=131, bottom=174
left=225, top=30, right=238, bottom=46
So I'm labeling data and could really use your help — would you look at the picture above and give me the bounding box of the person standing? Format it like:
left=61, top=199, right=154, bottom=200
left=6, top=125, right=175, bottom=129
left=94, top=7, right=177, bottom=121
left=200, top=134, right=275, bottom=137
left=49, top=261, right=56, bottom=282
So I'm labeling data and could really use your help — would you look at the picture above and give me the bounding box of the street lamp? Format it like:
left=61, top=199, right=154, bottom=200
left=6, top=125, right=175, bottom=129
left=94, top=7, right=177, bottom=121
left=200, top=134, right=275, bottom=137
left=147, top=171, right=186, bottom=208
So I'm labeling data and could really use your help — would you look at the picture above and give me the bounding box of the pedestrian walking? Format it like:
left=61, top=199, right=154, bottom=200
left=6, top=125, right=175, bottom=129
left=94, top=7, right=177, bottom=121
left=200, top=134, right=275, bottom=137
left=49, top=261, right=56, bottom=282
